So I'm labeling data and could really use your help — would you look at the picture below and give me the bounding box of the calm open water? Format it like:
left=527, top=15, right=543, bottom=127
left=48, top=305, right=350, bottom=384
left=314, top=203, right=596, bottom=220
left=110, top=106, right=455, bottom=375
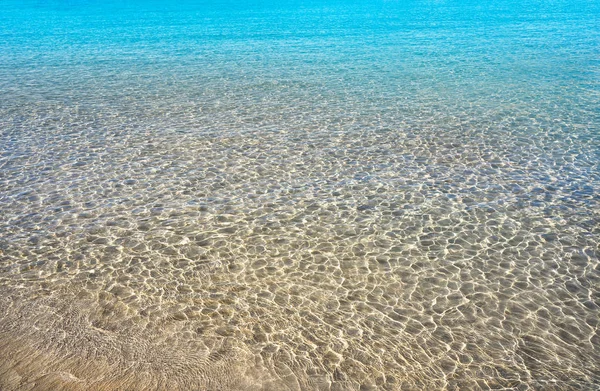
left=1, top=0, right=599, bottom=389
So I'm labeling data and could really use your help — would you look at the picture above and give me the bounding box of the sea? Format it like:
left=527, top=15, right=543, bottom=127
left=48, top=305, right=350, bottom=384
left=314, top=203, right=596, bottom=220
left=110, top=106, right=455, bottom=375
left=0, top=0, right=599, bottom=389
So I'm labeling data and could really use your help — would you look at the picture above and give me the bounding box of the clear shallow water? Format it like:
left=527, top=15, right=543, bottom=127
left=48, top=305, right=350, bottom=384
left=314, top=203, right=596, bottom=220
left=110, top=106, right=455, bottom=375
left=1, top=0, right=599, bottom=389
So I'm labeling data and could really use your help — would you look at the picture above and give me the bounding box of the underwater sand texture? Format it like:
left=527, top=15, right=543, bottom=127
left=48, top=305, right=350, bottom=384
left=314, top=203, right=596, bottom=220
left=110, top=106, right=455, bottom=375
left=1, top=109, right=599, bottom=390
left=1, top=0, right=600, bottom=389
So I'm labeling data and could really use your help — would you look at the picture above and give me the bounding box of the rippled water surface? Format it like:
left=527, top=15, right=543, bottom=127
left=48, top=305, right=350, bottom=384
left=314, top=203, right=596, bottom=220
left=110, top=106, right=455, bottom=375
left=1, top=0, right=599, bottom=389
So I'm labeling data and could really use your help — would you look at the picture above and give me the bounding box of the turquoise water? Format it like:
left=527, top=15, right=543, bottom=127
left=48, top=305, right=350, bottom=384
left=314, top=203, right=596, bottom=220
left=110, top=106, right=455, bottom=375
left=1, top=0, right=599, bottom=389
